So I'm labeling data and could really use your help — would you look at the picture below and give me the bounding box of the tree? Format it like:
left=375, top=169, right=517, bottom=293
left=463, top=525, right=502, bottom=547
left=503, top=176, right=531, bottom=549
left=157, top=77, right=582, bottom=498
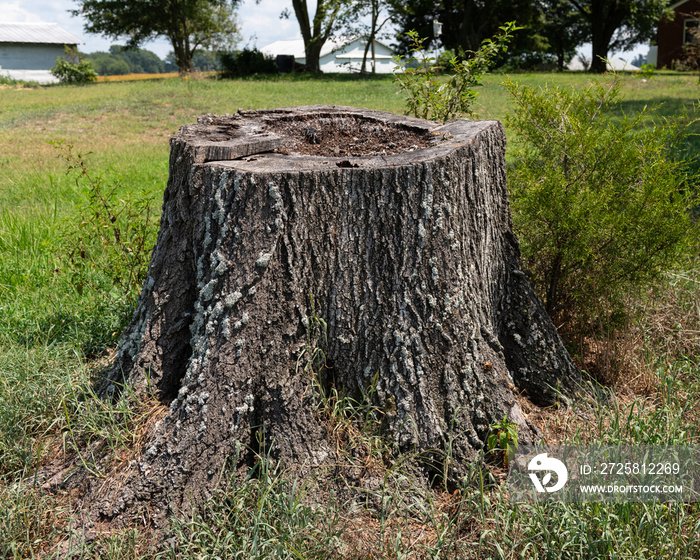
left=358, top=0, right=392, bottom=73
left=86, top=46, right=167, bottom=75
left=111, top=45, right=166, bottom=73
left=284, top=0, right=345, bottom=72
left=391, top=0, right=437, bottom=55
left=338, top=0, right=399, bottom=73
left=568, top=0, right=671, bottom=73
left=71, top=0, right=240, bottom=74
left=680, top=10, right=700, bottom=78
left=537, top=0, right=588, bottom=71
left=392, top=0, right=541, bottom=63
left=67, top=106, right=579, bottom=526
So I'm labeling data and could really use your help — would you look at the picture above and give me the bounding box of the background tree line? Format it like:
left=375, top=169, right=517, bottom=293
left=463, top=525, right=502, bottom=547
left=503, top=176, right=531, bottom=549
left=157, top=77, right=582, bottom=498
left=72, top=0, right=672, bottom=74
left=276, top=0, right=671, bottom=73
left=84, top=46, right=221, bottom=76
left=390, top=0, right=671, bottom=72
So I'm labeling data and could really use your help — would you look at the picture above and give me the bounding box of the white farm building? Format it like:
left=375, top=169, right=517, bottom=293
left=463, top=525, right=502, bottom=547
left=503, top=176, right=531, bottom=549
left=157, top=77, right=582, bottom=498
left=261, top=37, right=396, bottom=74
left=0, top=22, right=83, bottom=83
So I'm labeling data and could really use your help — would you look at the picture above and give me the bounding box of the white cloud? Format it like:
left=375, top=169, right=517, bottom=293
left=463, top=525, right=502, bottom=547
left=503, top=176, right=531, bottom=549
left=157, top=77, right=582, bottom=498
left=0, top=1, right=45, bottom=22
left=238, top=0, right=301, bottom=48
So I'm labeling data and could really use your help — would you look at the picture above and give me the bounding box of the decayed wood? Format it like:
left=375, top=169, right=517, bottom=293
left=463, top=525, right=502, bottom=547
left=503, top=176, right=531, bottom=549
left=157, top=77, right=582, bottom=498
left=80, top=105, right=579, bottom=527
left=175, top=114, right=282, bottom=163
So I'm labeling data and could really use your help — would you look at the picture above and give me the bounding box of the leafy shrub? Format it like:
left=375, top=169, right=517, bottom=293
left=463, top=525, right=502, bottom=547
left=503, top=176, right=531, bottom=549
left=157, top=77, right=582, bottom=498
left=393, top=22, right=519, bottom=122
left=505, top=76, right=700, bottom=335
left=50, top=46, right=97, bottom=84
left=218, top=48, right=277, bottom=77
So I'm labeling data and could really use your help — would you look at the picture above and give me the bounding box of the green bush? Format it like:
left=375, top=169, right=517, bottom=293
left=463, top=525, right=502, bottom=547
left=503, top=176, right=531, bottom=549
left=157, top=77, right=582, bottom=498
left=218, top=48, right=277, bottom=77
left=50, top=46, right=97, bottom=84
left=505, top=76, right=700, bottom=334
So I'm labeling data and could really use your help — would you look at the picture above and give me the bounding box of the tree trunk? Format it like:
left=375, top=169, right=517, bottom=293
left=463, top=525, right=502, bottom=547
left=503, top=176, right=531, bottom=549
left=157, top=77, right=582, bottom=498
left=304, top=39, right=323, bottom=72
left=584, top=0, right=626, bottom=73
left=590, top=32, right=610, bottom=73
left=85, top=106, right=579, bottom=527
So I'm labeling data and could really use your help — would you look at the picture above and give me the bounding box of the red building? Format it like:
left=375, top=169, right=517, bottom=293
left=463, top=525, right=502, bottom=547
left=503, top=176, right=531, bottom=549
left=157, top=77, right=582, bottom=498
left=657, top=0, right=700, bottom=68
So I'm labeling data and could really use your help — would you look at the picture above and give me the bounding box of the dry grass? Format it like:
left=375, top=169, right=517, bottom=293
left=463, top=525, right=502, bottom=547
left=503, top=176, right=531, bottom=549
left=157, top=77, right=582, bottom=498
left=96, top=72, right=179, bottom=82
left=95, top=71, right=220, bottom=83
left=515, top=265, right=700, bottom=450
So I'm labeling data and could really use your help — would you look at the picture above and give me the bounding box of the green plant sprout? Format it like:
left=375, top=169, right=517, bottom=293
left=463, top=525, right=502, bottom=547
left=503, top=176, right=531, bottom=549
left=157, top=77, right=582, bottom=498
left=486, top=415, right=518, bottom=467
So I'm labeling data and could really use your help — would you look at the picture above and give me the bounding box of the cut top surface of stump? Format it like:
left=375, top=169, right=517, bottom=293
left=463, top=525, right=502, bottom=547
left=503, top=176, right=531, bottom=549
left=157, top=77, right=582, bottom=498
left=173, top=105, right=492, bottom=169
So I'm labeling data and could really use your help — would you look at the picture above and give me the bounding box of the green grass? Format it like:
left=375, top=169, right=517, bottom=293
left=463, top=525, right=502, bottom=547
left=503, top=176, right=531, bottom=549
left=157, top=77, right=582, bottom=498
left=0, top=71, right=699, bottom=558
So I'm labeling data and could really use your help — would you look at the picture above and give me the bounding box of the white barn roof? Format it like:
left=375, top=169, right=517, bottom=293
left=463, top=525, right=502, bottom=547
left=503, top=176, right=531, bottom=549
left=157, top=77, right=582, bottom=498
left=261, top=37, right=395, bottom=73
left=0, top=22, right=83, bottom=45
left=261, top=39, right=307, bottom=59
left=261, top=37, right=394, bottom=59
left=566, top=55, right=639, bottom=71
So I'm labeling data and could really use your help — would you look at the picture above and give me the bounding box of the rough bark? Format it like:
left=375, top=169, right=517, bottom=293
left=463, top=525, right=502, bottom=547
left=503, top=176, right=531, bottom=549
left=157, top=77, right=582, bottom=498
left=89, top=105, right=579, bottom=526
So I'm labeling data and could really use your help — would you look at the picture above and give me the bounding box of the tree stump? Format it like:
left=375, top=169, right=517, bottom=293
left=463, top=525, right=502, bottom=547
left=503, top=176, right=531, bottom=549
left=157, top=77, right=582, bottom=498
left=93, top=105, right=580, bottom=525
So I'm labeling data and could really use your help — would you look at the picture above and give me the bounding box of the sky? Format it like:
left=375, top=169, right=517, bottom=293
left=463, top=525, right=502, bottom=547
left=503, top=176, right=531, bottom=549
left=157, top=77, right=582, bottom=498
left=1, top=0, right=648, bottom=64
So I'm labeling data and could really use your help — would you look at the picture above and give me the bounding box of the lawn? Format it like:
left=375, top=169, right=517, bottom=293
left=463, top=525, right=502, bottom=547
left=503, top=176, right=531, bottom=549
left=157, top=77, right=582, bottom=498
left=0, top=71, right=699, bottom=559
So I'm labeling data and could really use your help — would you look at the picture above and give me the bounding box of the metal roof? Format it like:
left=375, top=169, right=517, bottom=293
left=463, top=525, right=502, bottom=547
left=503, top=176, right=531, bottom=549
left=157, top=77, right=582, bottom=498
left=261, top=37, right=395, bottom=59
left=0, top=22, right=83, bottom=45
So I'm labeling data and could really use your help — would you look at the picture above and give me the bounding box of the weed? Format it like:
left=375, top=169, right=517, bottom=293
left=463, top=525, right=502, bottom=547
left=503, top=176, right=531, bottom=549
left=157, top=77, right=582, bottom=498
left=393, top=21, right=519, bottom=121
left=296, top=293, right=328, bottom=380
left=168, top=452, right=344, bottom=559
left=636, top=62, right=656, bottom=79
left=486, top=415, right=519, bottom=467
left=297, top=294, right=386, bottom=462
left=59, top=377, right=167, bottom=479
left=51, top=139, right=157, bottom=308
left=0, top=480, right=69, bottom=559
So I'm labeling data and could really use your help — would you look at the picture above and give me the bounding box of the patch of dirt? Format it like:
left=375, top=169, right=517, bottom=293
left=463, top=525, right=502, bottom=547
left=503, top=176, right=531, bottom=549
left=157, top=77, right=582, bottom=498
left=265, top=115, right=437, bottom=157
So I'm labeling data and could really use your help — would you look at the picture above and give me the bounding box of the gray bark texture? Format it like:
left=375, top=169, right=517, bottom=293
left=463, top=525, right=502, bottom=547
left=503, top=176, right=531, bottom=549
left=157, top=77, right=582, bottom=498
left=91, top=105, right=580, bottom=526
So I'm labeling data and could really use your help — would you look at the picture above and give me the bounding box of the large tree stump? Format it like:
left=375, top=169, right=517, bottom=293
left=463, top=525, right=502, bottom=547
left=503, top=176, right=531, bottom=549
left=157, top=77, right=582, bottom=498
left=93, top=105, right=580, bottom=525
